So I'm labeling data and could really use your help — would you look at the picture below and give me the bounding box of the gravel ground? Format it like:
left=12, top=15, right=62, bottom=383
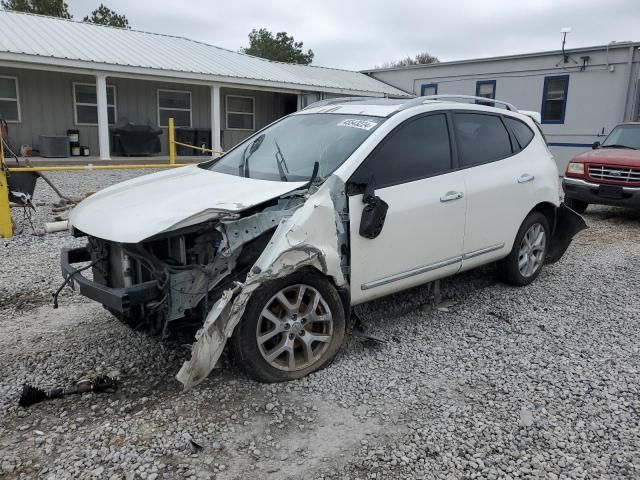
left=1, top=170, right=639, bottom=479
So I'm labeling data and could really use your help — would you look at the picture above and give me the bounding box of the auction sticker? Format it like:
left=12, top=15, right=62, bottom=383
left=337, top=118, right=378, bottom=130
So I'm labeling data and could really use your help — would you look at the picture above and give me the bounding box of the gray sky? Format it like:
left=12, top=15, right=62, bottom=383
left=70, top=0, right=640, bottom=71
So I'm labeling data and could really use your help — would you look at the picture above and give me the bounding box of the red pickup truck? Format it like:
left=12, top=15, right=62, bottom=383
left=562, top=122, right=640, bottom=212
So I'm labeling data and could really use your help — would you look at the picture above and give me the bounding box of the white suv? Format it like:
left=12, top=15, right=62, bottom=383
left=62, top=95, right=586, bottom=388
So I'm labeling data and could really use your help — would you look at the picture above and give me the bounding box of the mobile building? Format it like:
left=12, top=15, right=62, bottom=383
left=0, top=10, right=405, bottom=160
left=365, top=42, right=640, bottom=170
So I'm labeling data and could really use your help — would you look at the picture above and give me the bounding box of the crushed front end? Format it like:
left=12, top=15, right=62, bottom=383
left=61, top=197, right=305, bottom=336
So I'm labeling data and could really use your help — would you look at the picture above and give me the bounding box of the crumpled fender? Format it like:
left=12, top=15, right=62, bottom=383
left=546, top=203, right=588, bottom=264
left=176, top=176, right=347, bottom=390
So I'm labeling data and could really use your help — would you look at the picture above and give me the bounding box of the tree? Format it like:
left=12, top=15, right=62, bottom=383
left=0, top=0, right=71, bottom=18
left=242, top=28, right=314, bottom=65
left=83, top=3, right=129, bottom=28
left=376, top=52, right=439, bottom=69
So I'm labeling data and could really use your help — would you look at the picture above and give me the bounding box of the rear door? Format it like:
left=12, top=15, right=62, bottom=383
left=347, top=113, right=467, bottom=304
left=454, top=112, right=540, bottom=270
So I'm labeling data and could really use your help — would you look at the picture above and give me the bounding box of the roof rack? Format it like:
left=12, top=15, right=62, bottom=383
left=399, top=95, right=519, bottom=112
left=302, top=96, right=379, bottom=110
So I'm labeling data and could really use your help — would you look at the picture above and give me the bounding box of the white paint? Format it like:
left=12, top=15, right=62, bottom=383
left=459, top=136, right=559, bottom=272
left=300, top=103, right=403, bottom=118
left=95, top=73, right=110, bottom=160
left=349, top=171, right=467, bottom=304
left=210, top=85, right=221, bottom=156
left=69, top=165, right=306, bottom=243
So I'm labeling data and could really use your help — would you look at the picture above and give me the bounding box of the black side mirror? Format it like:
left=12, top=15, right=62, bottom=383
left=359, top=177, right=389, bottom=239
left=592, top=141, right=600, bottom=149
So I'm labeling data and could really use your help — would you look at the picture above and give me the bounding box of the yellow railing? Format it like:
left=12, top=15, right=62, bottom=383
left=167, top=117, right=224, bottom=163
left=0, top=117, right=219, bottom=238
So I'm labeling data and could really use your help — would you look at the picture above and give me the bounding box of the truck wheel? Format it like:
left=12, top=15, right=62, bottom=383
left=497, top=211, right=549, bottom=287
left=564, top=198, right=588, bottom=213
left=232, top=269, right=346, bottom=383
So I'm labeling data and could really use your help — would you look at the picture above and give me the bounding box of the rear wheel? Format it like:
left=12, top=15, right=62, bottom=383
left=232, top=270, right=346, bottom=382
left=498, top=211, right=549, bottom=286
left=564, top=197, right=588, bottom=213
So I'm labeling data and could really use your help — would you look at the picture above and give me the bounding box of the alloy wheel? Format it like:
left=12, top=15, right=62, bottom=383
left=518, top=223, right=546, bottom=278
left=256, top=284, right=334, bottom=372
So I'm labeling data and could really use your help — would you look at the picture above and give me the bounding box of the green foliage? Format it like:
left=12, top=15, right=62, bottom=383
left=242, top=28, right=314, bottom=65
left=83, top=3, right=129, bottom=28
left=1, top=0, right=130, bottom=28
left=376, top=52, right=439, bottom=69
left=0, top=0, right=71, bottom=18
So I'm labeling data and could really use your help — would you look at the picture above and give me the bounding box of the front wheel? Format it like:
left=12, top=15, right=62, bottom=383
left=497, top=211, right=550, bottom=286
left=231, top=270, right=346, bottom=382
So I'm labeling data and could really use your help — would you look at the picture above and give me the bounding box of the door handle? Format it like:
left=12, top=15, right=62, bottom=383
left=440, top=191, right=464, bottom=202
left=518, top=173, right=535, bottom=184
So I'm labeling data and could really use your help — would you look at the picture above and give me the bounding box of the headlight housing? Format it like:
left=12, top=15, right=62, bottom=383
left=566, top=162, right=585, bottom=175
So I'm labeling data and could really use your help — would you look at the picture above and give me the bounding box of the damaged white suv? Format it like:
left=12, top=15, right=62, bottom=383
left=61, top=95, right=586, bottom=389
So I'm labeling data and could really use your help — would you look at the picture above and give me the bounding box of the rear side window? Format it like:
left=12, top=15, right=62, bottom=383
left=504, top=117, right=535, bottom=150
left=351, top=114, right=452, bottom=188
left=454, top=113, right=513, bottom=167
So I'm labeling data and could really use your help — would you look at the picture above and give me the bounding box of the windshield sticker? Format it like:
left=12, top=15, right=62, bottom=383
left=337, top=118, right=378, bottom=131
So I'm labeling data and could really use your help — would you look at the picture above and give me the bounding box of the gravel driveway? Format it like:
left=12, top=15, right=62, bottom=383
left=1, top=170, right=639, bottom=479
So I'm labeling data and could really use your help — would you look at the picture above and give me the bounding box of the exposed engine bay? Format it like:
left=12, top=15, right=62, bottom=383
left=83, top=196, right=306, bottom=337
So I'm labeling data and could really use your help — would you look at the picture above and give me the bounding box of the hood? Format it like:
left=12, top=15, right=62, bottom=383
left=70, top=165, right=305, bottom=243
left=573, top=148, right=640, bottom=167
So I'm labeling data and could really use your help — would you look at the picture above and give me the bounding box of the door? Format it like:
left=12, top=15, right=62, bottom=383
left=348, top=113, right=466, bottom=304
left=453, top=112, right=540, bottom=270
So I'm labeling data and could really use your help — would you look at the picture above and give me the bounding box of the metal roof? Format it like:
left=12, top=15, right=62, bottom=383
left=0, top=10, right=408, bottom=96
left=363, top=41, right=640, bottom=73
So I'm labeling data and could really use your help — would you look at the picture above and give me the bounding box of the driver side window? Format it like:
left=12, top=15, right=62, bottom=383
left=350, top=114, right=452, bottom=189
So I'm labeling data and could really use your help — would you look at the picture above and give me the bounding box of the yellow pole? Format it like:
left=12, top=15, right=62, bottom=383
left=168, top=116, right=176, bottom=165
left=0, top=129, right=13, bottom=238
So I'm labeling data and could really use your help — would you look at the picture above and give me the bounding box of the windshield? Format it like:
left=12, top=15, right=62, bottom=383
left=202, top=113, right=383, bottom=182
left=601, top=124, right=640, bottom=149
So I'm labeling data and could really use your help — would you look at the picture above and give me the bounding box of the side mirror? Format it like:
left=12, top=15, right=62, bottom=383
left=359, top=178, right=389, bottom=239
left=592, top=141, right=600, bottom=149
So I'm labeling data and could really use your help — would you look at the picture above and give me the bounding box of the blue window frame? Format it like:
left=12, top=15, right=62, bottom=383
left=421, top=83, right=438, bottom=96
left=475, top=80, right=496, bottom=105
left=541, top=75, right=569, bottom=124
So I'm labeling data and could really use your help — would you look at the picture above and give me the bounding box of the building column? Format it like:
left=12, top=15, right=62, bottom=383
left=297, top=93, right=304, bottom=111
left=210, top=85, right=222, bottom=157
left=96, top=73, right=110, bottom=160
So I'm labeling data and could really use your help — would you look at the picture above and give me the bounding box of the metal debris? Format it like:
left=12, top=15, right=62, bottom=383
left=19, top=374, right=118, bottom=407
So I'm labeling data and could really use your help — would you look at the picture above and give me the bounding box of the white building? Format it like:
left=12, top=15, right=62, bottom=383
left=365, top=42, right=640, bottom=170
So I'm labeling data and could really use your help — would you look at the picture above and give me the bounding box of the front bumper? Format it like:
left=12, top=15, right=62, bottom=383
left=562, top=177, right=640, bottom=208
left=61, top=246, right=160, bottom=312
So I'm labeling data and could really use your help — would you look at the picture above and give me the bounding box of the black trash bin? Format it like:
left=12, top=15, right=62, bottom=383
left=194, top=129, right=212, bottom=156
left=175, top=128, right=196, bottom=156
left=7, top=172, right=38, bottom=203
left=110, top=119, right=162, bottom=156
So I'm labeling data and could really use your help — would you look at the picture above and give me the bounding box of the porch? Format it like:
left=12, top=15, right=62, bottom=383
left=0, top=66, right=317, bottom=161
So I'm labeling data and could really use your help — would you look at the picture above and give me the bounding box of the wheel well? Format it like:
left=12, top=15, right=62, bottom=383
left=531, top=202, right=556, bottom=231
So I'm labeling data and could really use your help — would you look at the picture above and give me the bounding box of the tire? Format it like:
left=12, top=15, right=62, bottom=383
left=564, top=197, right=588, bottom=214
left=231, top=269, right=346, bottom=383
left=497, top=211, right=550, bottom=287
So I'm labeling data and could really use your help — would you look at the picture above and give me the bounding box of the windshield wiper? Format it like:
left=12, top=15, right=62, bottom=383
left=601, top=144, right=637, bottom=150
left=238, top=134, right=265, bottom=177
left=274, top=140, right=289, bottom=181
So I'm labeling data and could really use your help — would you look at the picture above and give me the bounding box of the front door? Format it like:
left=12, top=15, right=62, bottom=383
left=347, top=113, right=466, bottom=304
